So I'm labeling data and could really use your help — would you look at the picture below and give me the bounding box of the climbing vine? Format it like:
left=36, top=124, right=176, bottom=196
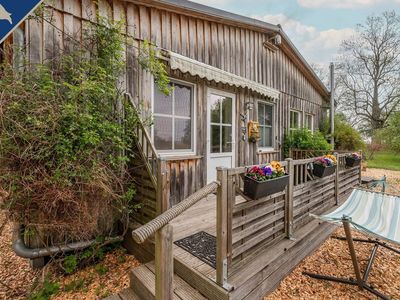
left=0, top=15, right=170, bottom=241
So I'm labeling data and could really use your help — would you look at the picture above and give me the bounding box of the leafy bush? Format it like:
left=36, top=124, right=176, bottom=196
left=0, top=19, right=139, bottom=240
left=320, top=114, right=365, bottom=151
left=28, top=277, right=59, bottom=300
left=377, top=112, right=400, bottom=153
left=283, top=129, right=332, bottom=157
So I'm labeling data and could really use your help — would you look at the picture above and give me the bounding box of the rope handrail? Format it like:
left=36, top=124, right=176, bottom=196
left=132, top=181, right=220, bottom=244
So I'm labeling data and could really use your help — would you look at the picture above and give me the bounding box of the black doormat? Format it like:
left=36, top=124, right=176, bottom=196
left=174, top=231, right=216, bottom=269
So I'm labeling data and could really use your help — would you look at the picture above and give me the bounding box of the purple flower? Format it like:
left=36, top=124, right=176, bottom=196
left=263, top=166, right=273, bottom=176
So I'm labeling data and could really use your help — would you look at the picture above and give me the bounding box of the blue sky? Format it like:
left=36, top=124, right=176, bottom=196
left=193, top=0, right=400, bottom=66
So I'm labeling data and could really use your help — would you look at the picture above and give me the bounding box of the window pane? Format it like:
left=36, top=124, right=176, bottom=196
left=258, top=103, right=265, bottom=125
left=175, top=118, right=191, bottom=149
left=290, top=111, right=299, bottom=129
left=264, top=105, right=273, bottom=126
left=221, top=97, right=232, bottom=124
left=210, top=94, right=221, bottom=123
left=264, top=127, right=272, bottom=147
left=154, top=84, right=172, bottom=114
left=211, top=125, right=220, bottom=153
left=154, top=116, right=173, bottom=150
left=175, top=84, right=192, bottom=117
left=222, top=126, right=232, bottom=152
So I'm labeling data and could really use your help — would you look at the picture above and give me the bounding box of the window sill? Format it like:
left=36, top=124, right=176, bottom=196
left=159, top=154, right=203, bottom=161
left=257, top=148, right=278, bottom=154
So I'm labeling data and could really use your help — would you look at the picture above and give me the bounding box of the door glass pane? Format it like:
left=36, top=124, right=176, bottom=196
left=175, top=84, right=192, bottom=117
left=175, top=118, right=191, bottom=149
left=211, top=125, right=220, bottom=153
left=154, top=84, right=172, bottom=114
left=221, top=97, right=232, bottom=124
left=210, top=94, right=221, bottom=123
left=154, top=116, right=173, bottom=150
left=222, top=126, right=232, bottom=152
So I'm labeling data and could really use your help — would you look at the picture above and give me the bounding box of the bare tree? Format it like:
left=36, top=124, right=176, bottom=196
left=337, top=11, right=400, bottom=135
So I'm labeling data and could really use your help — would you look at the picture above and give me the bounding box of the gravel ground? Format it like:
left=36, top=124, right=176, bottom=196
left=0, top=168, right=399, bottom=300
left=265, top=169, right=400, bottom=300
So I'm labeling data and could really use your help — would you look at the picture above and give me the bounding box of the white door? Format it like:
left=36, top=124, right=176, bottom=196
left=207, top=89, right=236, bottom=183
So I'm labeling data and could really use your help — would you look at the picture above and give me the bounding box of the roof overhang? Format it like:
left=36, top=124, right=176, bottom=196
left=166, top=51, right=280, bottom=100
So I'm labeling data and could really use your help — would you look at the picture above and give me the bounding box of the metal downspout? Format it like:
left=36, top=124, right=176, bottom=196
left=12, top=223, right=124, bottom=259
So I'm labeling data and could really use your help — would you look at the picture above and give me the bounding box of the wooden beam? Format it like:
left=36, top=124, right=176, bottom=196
left=157, top=159, right=170, bottom=214
left=216, top=167, right=229, bottom=288
left=335, top=153, right=339, bottom=205
left=285, top=158, right=294, bottom=238
left=155, top=224, right=174, bottom=300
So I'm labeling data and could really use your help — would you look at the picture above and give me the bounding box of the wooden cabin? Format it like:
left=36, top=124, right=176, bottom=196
left=2, top=1, right=364, bottom=299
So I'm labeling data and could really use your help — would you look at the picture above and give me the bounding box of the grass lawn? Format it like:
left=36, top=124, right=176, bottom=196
left=367, top=151, right=400, bottom=171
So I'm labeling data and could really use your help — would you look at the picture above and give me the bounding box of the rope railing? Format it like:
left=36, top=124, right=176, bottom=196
left=132, top=181, right=220, bottom=244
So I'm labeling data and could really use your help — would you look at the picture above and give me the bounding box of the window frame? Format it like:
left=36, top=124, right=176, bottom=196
left=289, top=109, right=301, bottom=132
left=257, top=100, right=275, bottom=151
left=151, top=78, right=197, bottom=157
left=304, top=113, right=314, bottom=132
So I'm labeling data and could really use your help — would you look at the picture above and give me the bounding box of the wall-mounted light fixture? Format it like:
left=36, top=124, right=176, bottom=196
left=244, top=101, right=254, bottom=111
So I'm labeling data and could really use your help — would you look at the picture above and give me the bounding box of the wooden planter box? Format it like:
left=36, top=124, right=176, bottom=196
left=313, top=164, right=336, bottom=178
left=345, top=157, right=361, bottom=167
left=243, top=175, right=289, bottom=200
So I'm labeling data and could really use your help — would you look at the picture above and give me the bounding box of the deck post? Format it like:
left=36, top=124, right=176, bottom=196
left=216, top=167, right=229, bottom=288
left=359, top=149, right=363, bottom=184
left=155, top=224, right=174, bottom=300
left=157, top=158, right=170, bottom=214
left=285, top=158, right=294, bottom=239
left=334, top=152, right=339, bottom=205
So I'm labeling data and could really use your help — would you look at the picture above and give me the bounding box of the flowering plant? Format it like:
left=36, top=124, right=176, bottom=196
left=314, top=154, right=337, bottom=167
left=348, top=152, right=361, bottom=159
left=246, top=161, right=286, bottom=182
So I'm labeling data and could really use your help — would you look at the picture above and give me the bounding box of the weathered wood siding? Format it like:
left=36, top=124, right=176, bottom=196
left=11, top=0, right=329, bottom=204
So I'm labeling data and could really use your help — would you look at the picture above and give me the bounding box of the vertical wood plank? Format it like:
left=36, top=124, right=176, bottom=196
left=285, top=158, right=294, bottom=238
left=155, top=224, right=174, bottom=300
left=216, top=167, right=228, bottom=287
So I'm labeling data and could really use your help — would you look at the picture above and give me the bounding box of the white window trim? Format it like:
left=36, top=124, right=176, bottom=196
left=304, top=113, right=314, bottom=132
left=257, top=100, right=275, bottom=152
left=151, top=78, right=197, bottom=157
left=289, top=109, right=302, bottom=131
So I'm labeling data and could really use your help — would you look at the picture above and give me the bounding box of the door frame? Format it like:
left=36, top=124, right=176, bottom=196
left=206, top=87, right=236, bottom=183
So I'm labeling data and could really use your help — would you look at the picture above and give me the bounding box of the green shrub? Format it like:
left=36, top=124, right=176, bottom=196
left=28, top=277, right=59, bottom=300
left=320, top=114, right=365, bottom=151
left=283, top=129, right=332, bottom=157
left=378, top=112, right=400, bottom=153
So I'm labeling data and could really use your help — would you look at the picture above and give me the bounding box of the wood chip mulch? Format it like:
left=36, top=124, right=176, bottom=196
left=265, top=169, right=400, bottom=300
left=0, top=209, right=140, bottom=300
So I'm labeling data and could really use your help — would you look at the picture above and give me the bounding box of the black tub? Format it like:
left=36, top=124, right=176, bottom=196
left=244, top=174, right=289, bottom=200
left=345, top=157, right=361, bottom=167
left=313, top=164, right=336, bottom=178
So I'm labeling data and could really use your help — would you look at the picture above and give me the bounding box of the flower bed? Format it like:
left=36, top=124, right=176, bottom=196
left=244, top=161, right=289, bottom=199
left=313, top=155, right=337, bottom=178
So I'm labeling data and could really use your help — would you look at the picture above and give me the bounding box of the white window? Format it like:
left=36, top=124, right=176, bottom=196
left=258, top=101, right=274, bottom=148
left=304, top=113, right=314, bottom=132
left=153, top=80, right=194, bottom=153
left=290, top=110, right=301, bottom=131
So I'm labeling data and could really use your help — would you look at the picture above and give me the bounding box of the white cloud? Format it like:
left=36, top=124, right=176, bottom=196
left=253, top=14, right=355, bottom=65
left=297, top=0, right=384, bottom=9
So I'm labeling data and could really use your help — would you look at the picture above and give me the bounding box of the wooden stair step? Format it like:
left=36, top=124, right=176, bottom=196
left=130, top=262, right=207, bottom=300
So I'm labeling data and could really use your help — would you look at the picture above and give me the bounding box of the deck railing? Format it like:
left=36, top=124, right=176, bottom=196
left=216, top=152, right=362, bottom=279
left=132, top=182, right=220, bottom=299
